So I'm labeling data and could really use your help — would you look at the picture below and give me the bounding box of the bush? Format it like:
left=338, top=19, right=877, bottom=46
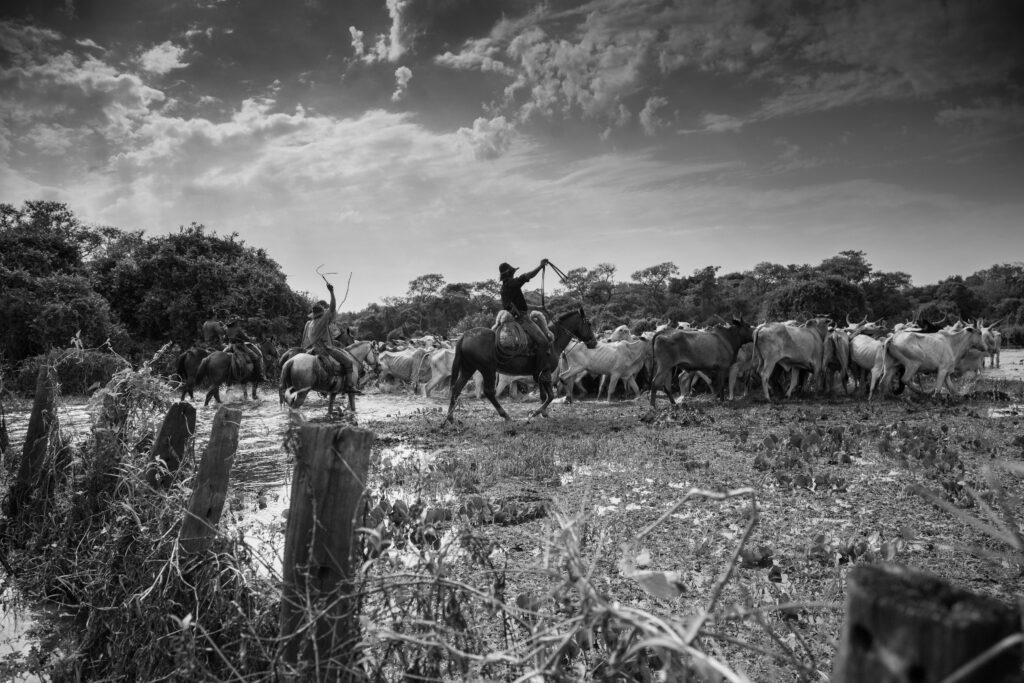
left=8, top=350, right=130, bottom=397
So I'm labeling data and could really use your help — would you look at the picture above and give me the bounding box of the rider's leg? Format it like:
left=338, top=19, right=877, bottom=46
left=327, top=347, right=361, bottom=395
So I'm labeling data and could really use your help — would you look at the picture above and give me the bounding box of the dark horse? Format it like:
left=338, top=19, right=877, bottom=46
left=444, top=307, right=597, bottom=424
left=174, top=346, right=211, bottom=400
left=183, top=342, right=276, bottom=406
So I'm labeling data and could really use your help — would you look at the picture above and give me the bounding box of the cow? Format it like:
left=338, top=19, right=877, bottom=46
left=848, top=332, right=899, bottom=400
left=560, top=339, right=651, bottom=403
left=751, top=318, right=831, bottom=400
left=727, top=342, right=755, bottom=400
left=978, top=319, right=1003, bottom=368
left=419, top=347, right=491, bottom=398
left=821, top=327, right=852, bottom=395
left=882, top=325, right=987, bottom=398
left=952, top=348, right=986, bottom=380
left=378, top=347, right=430, bottom=392
left=649, top=318, right=753, bottom=406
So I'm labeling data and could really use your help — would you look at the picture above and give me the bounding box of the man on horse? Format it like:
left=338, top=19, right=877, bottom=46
left=499, top=259, right=551, bottom=379
left=200, top=313, right=226, bottom=350
left=224, top=315, right=265, bottom=383
left=303, top=282, right=360, bottom=397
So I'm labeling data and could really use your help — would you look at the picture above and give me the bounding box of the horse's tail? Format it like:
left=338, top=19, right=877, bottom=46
left=449, top=339, right=465, bottom=394
left=195, top=355, right=211, bottom=388
left=279, top=356, right=310, bottom=408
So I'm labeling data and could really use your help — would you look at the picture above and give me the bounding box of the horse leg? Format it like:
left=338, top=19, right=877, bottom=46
left=528, top=377, right=554, bottom=420
left=444, top=369, right=476, bottom=424
left=347, top=390, right=356, bottom=412
left=481, top=372, right=512, bottom=422
left=204, top=385, right=217, bottom=406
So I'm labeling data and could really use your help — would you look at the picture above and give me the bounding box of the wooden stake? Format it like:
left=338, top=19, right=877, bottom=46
left=178, top=406, right=241, bottom=554
left=7, top=358, right=56, bottom=518
left=831, top=564, right=1022, bottom=683
left=146, top=402, right=197, bottom=487
left=279, top=419, right=373, bottom=679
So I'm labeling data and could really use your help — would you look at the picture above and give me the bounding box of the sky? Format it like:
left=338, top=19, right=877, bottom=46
left=1, top=0, right=1023, bottom=310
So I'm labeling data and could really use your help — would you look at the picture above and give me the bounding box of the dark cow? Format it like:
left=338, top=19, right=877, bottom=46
left=649, top=317, right=753, bottom=406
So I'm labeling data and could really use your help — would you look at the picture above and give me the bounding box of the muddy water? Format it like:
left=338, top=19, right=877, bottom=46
left=0, top=388, right=445, bottom=679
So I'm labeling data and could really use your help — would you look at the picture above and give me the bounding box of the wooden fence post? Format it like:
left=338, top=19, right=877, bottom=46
left=279, top=421, right=373, bottom=680
left=6, top=359, right=56, bottom=518
left=832, top=563, right=1023, bottom=683
left=146, top=402, right=197, bottom=488
left=178, top=406, right=241, bottom=554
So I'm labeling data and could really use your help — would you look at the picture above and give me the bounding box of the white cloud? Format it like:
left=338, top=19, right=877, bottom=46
left=638, top=96, right=667, bottom=136
left=138, top=41, right=188, bottom=75
left=355, top=0, right=409, bottom=64
left=348, top=26, right=365, bottom=58
left=457, top=115, right=514, bottom=160
left=391, top=66, right=412, bottom=102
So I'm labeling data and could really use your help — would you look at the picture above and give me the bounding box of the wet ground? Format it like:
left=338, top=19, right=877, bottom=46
left=2, top=349, right=1023, bottom=679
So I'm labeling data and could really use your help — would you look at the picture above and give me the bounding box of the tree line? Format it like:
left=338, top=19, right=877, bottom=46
left=2, top=200, right=1022, bottom=369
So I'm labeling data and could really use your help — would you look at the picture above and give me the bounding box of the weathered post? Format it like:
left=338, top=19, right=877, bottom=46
left=146, top=402, right=197, bottom=487
left=279, top=420, right=373, bottom=680
left=832, top=563, right=1023, bottom=683
left=178, top=406, right=241, bottom=554
left=7, top=358, right=56, bottom=518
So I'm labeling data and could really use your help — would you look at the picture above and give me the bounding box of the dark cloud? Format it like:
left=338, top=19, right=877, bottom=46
left=401, top=0, right=532, bottom=55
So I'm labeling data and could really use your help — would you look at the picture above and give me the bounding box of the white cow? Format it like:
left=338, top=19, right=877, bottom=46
left=559, top=339, right=651, bottom=402
left=752, top=319, right=831, bottom=400
left=378, top=347, right=429, bottom=392
left=882, top=325, right=987, bottom=397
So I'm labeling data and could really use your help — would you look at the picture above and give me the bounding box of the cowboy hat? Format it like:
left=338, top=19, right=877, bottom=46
left=498, top=262, right=518, bottom=278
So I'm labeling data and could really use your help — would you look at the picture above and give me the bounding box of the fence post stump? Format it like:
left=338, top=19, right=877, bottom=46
left=178, top=406, right=241, bottom=554
left=279, top=420, right=373, bottom=680
left=146, top=402, right=197, bottom=487
left=832, top=563, right=1023, bottom=683
left=6, top=359, right=56, bottom=518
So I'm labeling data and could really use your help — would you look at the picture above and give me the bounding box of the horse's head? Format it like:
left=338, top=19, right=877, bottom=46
left=558, top=306, right=598, bottom=348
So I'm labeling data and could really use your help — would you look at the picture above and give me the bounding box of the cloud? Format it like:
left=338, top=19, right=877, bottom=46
left=638, top=96, right=667, bottom=136
left=457, top=115, right=514, bottom=160
left=936, top=100, right=1024, bottom=130
left=352, top=0, right=409, bottom=64
left=391, top=65, right=412, bottom=102
left=348, top=26, right=365, bottom=58
left=435, top=39, right=513, bottom=75
left=138, top=41, right=188, bottom=75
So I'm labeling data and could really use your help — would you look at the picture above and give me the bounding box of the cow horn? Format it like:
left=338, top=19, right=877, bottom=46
left=846, top=313, right=852, bottom=327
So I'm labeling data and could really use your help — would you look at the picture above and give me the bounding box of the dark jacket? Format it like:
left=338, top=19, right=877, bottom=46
left=500, top=264, right=543, bottom=314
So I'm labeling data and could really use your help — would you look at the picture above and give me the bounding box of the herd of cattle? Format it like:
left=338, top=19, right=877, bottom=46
left=368, top=315, right=1004, bottom=404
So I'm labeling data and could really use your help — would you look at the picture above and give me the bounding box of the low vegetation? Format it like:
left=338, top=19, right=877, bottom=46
left=2, top=355, right=1023, bottom=681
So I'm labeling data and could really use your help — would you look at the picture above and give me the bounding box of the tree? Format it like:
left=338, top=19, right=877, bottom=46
left=90, top=223, right=308, bottom=346
left=630, top=262, right=679, bottom=315
left=818, top=250, right=872, bottom=284
left=407, top=273, right=446, bottom=300
left=761, top=275, right=867, bottom=321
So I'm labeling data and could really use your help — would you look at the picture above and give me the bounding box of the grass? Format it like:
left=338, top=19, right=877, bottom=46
left=2, top=358, right=1024, bottom=681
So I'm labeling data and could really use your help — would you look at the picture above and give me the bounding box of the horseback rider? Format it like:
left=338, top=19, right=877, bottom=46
left=224, top=315, right=265, bottom=383
left=201, top=312, right=226, bottom=350
left=302, top=282, right=360, bottom=397
left=499, top=259, right=551, bottom=379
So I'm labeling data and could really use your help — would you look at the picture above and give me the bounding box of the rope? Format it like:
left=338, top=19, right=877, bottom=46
left=539, top=261, right=575, bottom=316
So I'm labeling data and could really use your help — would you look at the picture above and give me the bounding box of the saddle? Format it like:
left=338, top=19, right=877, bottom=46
left=312, top=352, right=348, bottom=392
left=225, top=342, right=259, bottom=382
left=492, top=311, right=534, bottom=357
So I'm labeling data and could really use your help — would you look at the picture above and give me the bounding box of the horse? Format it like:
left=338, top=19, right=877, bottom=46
left=279, top=353, right=356, bottom=416
left=258, top=337, right=282, bottom=378
left=173, top=345, right=211, bottom=400
left=343, top=340, right=381, bottom=388
left=192, top=342, right=274, bottom=406
left=444, top=307, right=597, bottom=424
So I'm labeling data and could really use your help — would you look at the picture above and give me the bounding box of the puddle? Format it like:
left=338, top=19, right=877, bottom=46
left=0, top=579, right=67, bottom=682
left=988, top=405, right=1023, bottom=418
